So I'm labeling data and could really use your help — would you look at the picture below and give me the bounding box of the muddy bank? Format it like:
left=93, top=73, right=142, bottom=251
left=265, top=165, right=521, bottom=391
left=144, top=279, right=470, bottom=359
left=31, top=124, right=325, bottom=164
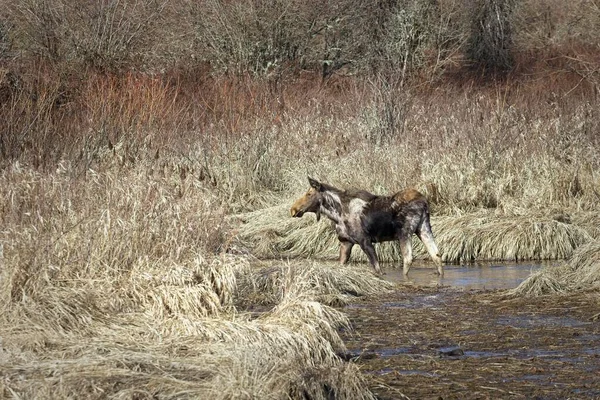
left=342, top=285, right=600, bottom=399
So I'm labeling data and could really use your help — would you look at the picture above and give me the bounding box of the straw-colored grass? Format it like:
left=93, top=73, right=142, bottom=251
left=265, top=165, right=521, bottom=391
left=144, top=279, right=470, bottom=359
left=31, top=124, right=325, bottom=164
left=566, top=240, right=600, bottom=287
left=434, top=210, right=593, bottom=263
left=0, top=160, right=385, bottom=399
left=237, top=261, right=395, bottom=307
left=507, top=269, right=569, bottom=296
left=0, top=259, right=379, bottom=399
left=510, top=240, right=600, bottom=296
left=0, top=319, right=373, bottom=399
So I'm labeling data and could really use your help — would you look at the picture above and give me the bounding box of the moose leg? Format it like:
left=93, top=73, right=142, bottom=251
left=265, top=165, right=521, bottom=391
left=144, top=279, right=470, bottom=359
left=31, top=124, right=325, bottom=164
left=339, top=241, right=354, bottom=264
left=399, top=235, right=413, bottom=276
left=417, top=220, right=444, bottom=275
left=359, top=240, right=382, bottom=275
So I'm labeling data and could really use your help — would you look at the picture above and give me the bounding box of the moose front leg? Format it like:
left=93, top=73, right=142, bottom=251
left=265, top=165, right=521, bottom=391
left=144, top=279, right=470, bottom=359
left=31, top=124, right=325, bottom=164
left=359, top=240, right=382, bottom=275
left=339, top=241, right=354, bottom=264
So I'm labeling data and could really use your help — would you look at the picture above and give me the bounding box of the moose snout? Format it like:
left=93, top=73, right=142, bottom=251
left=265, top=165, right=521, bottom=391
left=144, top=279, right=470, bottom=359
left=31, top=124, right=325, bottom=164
left=290, top=207, right=304, bottom=217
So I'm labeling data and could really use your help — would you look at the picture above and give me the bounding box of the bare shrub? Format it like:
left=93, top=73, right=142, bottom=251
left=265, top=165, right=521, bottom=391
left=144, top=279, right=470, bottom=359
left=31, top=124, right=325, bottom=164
left=467, top=0, right=515, bottom=71
left=513, top=0, right=600, bottom=54
left=64, top=0, right=169, bottom=71
left=6, top=0, right=66, bottom=61
left=0, top=17, right=13, bottom=60
left=0, top=65, right=69, bottom=166
left=4, top=0, right=169, bottom=71
left=191, top=0, right=316, bottom=76
left=371, top=0, right=440, bottom=81
left=189, top=0, right=442, bottom=78
left=364, top=75, right=412, bottom=144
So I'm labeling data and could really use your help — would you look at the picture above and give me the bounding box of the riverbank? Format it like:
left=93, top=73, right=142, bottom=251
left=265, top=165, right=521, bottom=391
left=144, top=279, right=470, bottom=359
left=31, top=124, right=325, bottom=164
left=342, top=284, right=600, bottom=399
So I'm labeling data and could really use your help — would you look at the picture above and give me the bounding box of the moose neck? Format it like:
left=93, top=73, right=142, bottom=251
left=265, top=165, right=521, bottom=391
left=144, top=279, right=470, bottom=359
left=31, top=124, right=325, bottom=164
left=319, top=191, right=343, bottom=224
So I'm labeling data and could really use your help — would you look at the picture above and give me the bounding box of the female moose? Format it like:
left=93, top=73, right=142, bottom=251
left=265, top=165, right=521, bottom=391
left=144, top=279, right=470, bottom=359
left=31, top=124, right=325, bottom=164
left=290, top=177, right=443, bottom=276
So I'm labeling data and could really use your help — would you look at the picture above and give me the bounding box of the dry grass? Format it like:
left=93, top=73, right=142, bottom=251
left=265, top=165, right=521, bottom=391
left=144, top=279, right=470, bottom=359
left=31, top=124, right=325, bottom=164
left=566, top=240, right=600, bottom=287
left=511, top=240, right=600, bottom=296
left=0, top=159, right=388, bottom=399
left=237, top=261, right=395, bottom=307
left=434, top=210, right=593, bottom=263
left=0, top=312, right=373, bottom=399
left=1, top=5, right=600, bottom=394
left=1, top=261, right=379, bottom=399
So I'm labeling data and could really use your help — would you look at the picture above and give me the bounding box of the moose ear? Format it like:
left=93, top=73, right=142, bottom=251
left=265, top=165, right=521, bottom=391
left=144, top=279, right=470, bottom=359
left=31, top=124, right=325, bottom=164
left=308, top=177, right=322, bottom=191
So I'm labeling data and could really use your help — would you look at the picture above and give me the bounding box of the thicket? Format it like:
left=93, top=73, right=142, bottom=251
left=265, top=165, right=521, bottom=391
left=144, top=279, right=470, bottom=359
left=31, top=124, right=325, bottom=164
left=0, top=0, right=598, bottom=249
left=1, top=0, right=599, bottom=166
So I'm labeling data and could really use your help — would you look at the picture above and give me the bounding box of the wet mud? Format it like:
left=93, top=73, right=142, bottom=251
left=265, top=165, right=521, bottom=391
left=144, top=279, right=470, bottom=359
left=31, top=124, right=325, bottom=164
left=342, top=274, right=600, bottom=399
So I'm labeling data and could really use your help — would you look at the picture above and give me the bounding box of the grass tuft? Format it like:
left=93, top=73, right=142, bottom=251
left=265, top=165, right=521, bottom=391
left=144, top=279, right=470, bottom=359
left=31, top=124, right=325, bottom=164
left=238, top=261, right=394, bottom=307
left=510, top=240, right=600, bottom=296
left=508, top=269, right=568, bottom=296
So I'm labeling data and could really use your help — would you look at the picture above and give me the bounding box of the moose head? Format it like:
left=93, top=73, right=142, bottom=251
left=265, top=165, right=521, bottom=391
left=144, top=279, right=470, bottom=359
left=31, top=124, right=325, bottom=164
left=290, top=177, right=324, bottom=221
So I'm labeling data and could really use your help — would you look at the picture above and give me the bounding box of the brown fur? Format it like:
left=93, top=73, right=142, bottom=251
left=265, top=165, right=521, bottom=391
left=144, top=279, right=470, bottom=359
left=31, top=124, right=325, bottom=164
left=393, top=188, right=424, bottom=204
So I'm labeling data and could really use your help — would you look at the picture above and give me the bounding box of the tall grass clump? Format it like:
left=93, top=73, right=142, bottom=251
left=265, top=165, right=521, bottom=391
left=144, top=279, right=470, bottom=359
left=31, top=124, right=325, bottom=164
left=237, top=261, right=395, bottom=307
left=434, top=210, right=593, bottom=263
left=511, top=240, right=600, bottom=296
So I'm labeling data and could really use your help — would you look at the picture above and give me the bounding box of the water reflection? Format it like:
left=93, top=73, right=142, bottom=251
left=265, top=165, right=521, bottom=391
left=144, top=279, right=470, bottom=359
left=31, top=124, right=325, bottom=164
left=383, top=262, right=544, bottom=290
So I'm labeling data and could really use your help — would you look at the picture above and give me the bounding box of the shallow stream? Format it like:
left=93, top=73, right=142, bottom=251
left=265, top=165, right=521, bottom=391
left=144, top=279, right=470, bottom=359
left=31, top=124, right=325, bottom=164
left=384, top=261, right=545, bottom=289
left=342, top=261, right=600, bottom=399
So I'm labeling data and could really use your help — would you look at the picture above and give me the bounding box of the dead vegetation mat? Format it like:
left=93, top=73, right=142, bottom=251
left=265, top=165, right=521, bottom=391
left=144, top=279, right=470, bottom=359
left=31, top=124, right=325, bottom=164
left=341, top=285, right=600, bottom=400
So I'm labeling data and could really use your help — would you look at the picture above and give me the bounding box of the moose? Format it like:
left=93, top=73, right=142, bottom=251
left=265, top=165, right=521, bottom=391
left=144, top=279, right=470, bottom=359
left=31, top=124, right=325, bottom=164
left=290, top=177, right=443, bottom=276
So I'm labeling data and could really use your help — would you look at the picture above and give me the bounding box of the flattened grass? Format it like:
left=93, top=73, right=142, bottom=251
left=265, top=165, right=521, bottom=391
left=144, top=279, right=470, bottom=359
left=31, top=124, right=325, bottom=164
left=435, top=210, right=592, bottom=263
left=511, top=240, right=600, bottom=296
left=1, top=259, right=381, bottom=399
left=235, top=205, right=593, bottom=266
left=238, top=261, right=395, bottom=307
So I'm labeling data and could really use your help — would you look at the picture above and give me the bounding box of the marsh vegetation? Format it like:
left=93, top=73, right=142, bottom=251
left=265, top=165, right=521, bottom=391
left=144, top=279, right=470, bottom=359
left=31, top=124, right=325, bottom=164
left=1, top=0, right=600, bottom=398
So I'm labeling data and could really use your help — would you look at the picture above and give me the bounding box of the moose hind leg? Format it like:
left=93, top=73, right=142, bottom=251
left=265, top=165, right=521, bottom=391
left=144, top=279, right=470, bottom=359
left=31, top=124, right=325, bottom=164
left=359, top=240, right=382, bottom=275
left=399, top=235, right=413, bottom=275
left=417, top=220, right=443, bottom=275
left=339, top=241, right=354, bottom=264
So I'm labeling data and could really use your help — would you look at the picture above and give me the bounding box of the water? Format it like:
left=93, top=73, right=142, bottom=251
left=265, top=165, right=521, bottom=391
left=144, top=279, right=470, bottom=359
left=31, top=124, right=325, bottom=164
left=496, top=315, right=592, bottom=328
left=366, top=368, right=439, bottom=377
left=383, top=262, right=542, bottom=290
left=377, top=347, right=412, bottom=357
left=382, top=294, right=444, bottom=309
left=343, top=261, right=600, bottom=397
